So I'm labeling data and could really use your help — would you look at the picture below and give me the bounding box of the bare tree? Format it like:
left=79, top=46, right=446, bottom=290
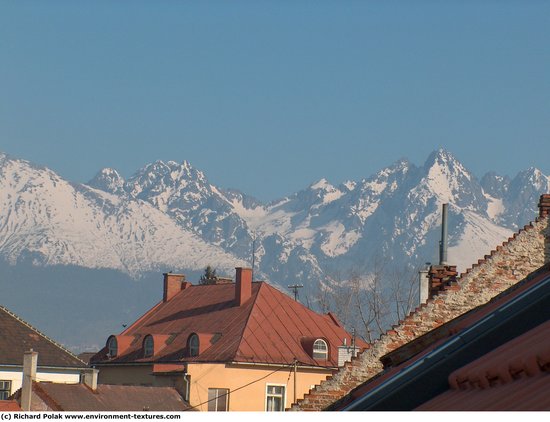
left=311, top=256, right=421, bottom=344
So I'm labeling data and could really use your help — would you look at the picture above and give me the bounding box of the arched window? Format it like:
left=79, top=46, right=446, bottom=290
left=107, top=337, right=118, bottom=357
left=188, top=334, right=199, bottom=357
left=312, top=339, right=328, bottom=360
left=143, top=335, right=154, bottom=357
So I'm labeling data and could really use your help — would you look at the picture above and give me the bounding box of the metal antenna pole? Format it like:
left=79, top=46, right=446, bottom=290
left=288, top=284, right=304, bottom=301
left=251, top=231, right=256, bottom=282
left=440, top=203, right=449, bottom=265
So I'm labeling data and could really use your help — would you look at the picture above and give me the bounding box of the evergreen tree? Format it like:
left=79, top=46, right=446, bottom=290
left=199, top=265, right=218, bottom=285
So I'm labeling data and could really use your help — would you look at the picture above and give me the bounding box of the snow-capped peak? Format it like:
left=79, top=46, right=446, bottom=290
left=87, top=168, right=125, bottom=195
left=419, top=149, right=477, bottom=205
left=310, top=178, right=333, bottom=190
left=308, top=178, right=344, bottom=205
left=520, top=167, right=550, bottom=190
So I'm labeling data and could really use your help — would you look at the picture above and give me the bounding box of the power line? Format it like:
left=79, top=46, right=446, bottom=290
left=183, top=283, right=313, bottom=410
left=183, top=361, right=296, bottom=411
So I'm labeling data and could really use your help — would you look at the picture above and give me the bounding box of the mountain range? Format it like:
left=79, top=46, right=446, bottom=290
left=0, top=149, right=549, bottom=351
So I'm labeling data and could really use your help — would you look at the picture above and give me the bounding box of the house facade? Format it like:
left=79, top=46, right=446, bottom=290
left=91, top=268, right=367, bottom=411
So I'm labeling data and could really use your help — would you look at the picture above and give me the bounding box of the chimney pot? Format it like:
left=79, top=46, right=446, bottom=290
left=82, top=368, right=99, bottom=391
left=235, top=267, right=252, bottom=306
left=419, top=269, right=429, bottom=304
left=163, top=273, right=186, bottom=302
left=538, top=194, right=550, bottom=218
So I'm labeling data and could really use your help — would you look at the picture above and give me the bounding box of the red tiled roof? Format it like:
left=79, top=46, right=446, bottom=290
left=32, top=382, right=190, bottom=411
left=0, top=306, right=85, bottom=368
left=92, top=281, right=366, bottom=367
left=417, top=320, right=550, bottom=411
left=0, top=400, right=21, bottom=411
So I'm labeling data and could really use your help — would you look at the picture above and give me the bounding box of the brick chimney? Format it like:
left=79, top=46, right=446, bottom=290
left=427, top=265, right=458, bottom=299
left=21, top=350, right=37, bottom=411
left=539, top=194, right=550, bottom=218
left=163, top=273, right=188, bottom=302
left=235, top=267, right=252, bottom=306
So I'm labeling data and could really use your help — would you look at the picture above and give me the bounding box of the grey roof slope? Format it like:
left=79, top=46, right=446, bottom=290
left=29, top=382, right=191, bottom=411
left=0, top=306, right=85, bottom=368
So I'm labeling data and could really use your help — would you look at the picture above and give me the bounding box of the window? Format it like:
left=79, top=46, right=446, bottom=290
left=207, top=388, right=229, bottom=411
left=188, top=334, right=199, bottom=357
left=266, top=385, right=285, bottom=411
left=312, top=339, right=328, bottom=360
left=143, top=335, right=154, bottom=357
left=107, top=337, right=118, bottom=357
left=0, top=380, right=11, bottom=400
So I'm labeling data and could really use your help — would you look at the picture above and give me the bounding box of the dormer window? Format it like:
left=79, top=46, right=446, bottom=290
left=107, top=337, right=118, bottom=357
left=188, top=334, right=199, bottom=357
left=312, top=339, right=328, bottom=360
left=144, top=335, right=154, bottom=357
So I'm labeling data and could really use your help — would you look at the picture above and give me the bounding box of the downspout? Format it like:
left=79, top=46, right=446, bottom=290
left=293, top=359, right=297, bottom=404
left=184, top=372, right=191, bottom=403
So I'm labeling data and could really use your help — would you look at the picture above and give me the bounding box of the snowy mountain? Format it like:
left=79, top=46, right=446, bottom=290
left=0, top=153, right=244, bottom=277
left=0, top=148, right=548, bottom=351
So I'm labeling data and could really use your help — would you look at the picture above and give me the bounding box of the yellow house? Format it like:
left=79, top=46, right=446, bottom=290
left=91, top=268, right=366, bottom=411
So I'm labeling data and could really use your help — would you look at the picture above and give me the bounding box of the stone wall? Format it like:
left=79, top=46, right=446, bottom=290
left=293, top=209, right=549, bottom=411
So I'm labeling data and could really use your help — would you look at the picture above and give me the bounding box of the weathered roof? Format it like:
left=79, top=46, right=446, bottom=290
left=92, top=281, right=366, bottom=367
left=0, top=306, right=85, bottom=368
left=32, top=382, right=190, bottom=411
left=417, top=320, right=550, bottom=411
left=335, top=264, right=550, bottom=410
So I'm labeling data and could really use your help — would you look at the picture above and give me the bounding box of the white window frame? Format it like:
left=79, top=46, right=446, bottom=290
left=265, top=383, right=286, bottom=412
left=143, top=335, right=154, bottom=357
left=207, top=388, right=229, bottom=411
left=312, top=339, right=328, bottom=360
left=0, top=380, right=11, bottom=400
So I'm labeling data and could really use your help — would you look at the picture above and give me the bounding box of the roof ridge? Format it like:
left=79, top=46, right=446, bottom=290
left=121, top=300, right=164, bottom=335
left=233, top=282, right=269, bottom=362
left=459, top=218, right=538, bottom=277
left=0, top=306, right=86, bottom=367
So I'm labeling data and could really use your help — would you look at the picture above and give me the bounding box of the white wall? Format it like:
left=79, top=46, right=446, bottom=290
left=0, top=367, right=81, bottom=397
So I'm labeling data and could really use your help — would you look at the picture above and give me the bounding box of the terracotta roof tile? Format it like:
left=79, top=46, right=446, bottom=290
left=417, top=320, right=550, bottom=411
left=0, top=306, right=85, bottom=368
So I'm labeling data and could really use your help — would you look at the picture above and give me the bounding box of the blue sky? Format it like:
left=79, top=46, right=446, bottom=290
left=1, top=1, right=549, bottom=201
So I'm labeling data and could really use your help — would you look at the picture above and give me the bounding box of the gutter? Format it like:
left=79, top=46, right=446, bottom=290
left=227, top=361, right=337, bottom=371
left=0, top=364, right=87, bottom=371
